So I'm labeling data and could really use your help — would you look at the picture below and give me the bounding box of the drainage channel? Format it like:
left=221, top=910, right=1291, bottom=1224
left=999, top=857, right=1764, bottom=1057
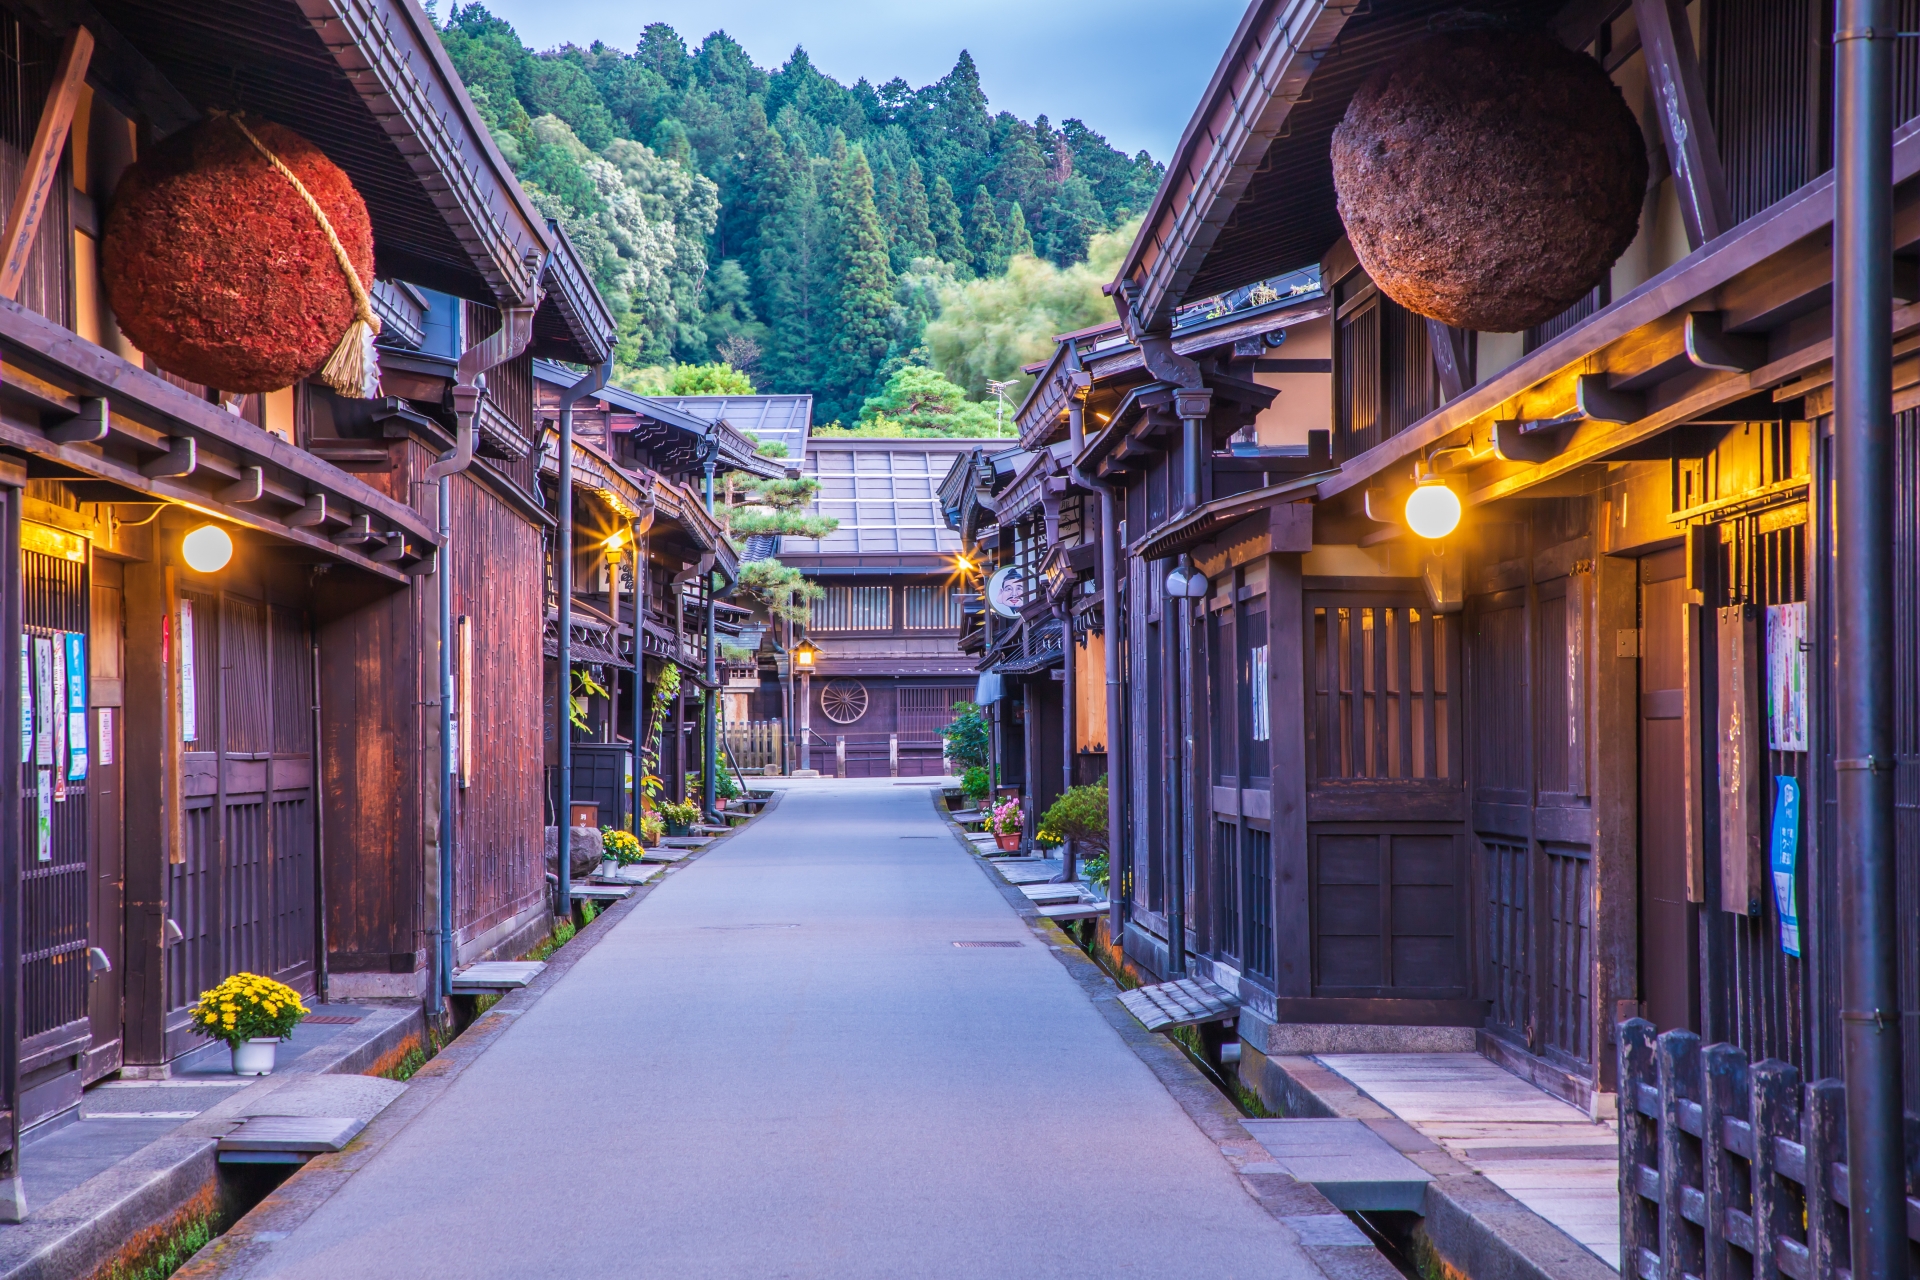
left=1052, top=917, right=1426, bottom=1280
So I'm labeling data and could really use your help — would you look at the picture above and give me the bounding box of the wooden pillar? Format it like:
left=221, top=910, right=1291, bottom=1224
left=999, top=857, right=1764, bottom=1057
left=1269, top=553, right=1310, bottom=997
left=888, top=732, right=897, bottom=777
left=836, top=734, right=845, bottom=778
left=121, top=562, right=179, bottom=1068
left=1591, top=542, right=1641, bottom=1091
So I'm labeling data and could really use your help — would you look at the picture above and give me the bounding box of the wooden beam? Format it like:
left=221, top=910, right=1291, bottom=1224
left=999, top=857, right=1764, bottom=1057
left=0, top=27, right=91, bottom=300
left=1427, top=319, right=1471, bottom=401
left=1633, top=0, right=1732, bottom=248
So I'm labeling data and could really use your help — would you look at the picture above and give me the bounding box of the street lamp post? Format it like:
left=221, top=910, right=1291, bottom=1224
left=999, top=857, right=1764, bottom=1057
left=793, top=637, right=819, bottom=774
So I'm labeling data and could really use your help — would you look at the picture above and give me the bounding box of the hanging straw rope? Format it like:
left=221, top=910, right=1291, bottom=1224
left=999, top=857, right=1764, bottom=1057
left=216, top=110, right=382, bottom=398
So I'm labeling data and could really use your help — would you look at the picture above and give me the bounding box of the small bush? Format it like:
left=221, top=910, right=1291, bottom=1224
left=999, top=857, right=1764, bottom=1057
left=1038, top=777, right=1108, bottom=857
left=960, top=765, right=990, bottom=802
left=941, top=702, right=990, bottom=771
left=658, top=798, right=701, bottom=827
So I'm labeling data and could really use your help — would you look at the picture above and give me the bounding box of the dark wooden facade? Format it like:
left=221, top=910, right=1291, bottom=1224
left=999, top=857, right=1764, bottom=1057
left=778, top=437, right=977, bottom=779
left=1008, top=0, right=1920, bottom=1136
left=0, top=0, right=617, bottom=1207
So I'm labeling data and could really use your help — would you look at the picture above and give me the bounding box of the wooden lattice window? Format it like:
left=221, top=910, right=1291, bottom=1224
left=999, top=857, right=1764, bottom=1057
left=1309, top=602, right=1452, bottom=783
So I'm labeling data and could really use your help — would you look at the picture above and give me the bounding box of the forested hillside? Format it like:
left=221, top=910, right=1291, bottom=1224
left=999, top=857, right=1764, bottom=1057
left=437, top=6, right=1159, bottom=423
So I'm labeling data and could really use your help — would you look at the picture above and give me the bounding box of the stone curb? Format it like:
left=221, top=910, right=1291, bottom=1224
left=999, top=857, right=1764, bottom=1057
left=1247, top=1050, right=1620, bottom=1280
left=173, top=795, right=774, bottom=1278
left=0, top=1004, right=422, bottom=1280
left=933, top=795, right=1401, bottom=1280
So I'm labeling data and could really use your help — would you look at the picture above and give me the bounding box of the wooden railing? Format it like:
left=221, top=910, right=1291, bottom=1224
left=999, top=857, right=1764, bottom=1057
left=1617, top=1018, right=1920, bottom=1280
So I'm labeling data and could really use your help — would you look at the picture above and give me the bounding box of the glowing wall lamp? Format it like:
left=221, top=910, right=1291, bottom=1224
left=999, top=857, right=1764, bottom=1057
left=1404, top=481, right=1462, bottom=540
left=181, top=524, right=234, bottom=573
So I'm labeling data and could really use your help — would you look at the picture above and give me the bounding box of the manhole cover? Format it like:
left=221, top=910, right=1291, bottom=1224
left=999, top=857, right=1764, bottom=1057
left=305, top=1015, right=362, bottom=1025
left=701, top=923, right=800, bottom=930
left=953, top=941, right=1022, bottom=948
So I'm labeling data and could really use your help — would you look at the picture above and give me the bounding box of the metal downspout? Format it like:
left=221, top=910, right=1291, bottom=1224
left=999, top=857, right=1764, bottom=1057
left=556, top=359, right=613, bottom=919
left=1066, top=359, right=1127, bottom=949
left=425, top=288, right=541, bottom=1007
left=1834, top=5, right=1906, bottom=1275
left=703, top=448, right=719, bottom=820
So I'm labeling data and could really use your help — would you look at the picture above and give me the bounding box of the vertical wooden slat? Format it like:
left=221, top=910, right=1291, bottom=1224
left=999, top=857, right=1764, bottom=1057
left=1619, top=1019, right=1662, bottom=1280
left=1371, top=607, right=1388, bottom=778
left=1657, top=1029, right=1706, bottom=1280
left=1397, top=606, right=1414, bottom=779
left=1748, top=1058, right=1801, bottom=1280
left=1700, top=1042, right=1748, bottom=1280
left=1802, top=1078, right=1846, bottom=1279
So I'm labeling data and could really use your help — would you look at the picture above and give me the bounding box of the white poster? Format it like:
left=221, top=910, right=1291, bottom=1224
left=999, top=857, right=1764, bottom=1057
left=18, top=635, right=28, bottom=763
left=179, top=600, right=196, bottom=743
left=1766, top=602, right=1808, bottom=752
left=97, top=707, right=113, bottom=767
left=33, top=636, right=52, bottom=766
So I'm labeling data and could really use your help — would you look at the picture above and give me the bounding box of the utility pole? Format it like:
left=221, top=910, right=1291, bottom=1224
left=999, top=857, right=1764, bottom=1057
left=987, top=378, right=1017, bottom=437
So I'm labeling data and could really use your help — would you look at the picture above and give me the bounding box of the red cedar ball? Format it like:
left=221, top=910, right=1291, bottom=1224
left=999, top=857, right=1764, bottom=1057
left=1331, top=31, right=1648, bottom=334
left=102, top=115, right=373, bottom=393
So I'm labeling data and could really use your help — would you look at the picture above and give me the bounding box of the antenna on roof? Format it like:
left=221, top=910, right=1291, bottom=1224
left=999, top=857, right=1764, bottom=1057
left=986, top=379, right=1018, bottom=437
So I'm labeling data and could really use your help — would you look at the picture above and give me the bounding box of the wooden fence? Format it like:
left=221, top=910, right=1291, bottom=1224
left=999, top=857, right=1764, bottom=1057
left=1617, top=1018, right=1920, bottom=1280
left=724, top=719, right=784, bottom=773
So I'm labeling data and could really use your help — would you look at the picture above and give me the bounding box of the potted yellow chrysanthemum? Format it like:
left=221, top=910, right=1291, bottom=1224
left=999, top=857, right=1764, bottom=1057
left=190, top=972, right=308, bottom=1076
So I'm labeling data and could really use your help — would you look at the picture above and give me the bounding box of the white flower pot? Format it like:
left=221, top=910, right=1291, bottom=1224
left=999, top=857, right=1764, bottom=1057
left=597, top=858, right=619, bottom=878
left=232, top=1037, right=279, bottom=1076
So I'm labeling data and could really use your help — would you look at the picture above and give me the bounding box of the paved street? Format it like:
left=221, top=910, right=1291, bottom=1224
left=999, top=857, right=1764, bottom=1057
left=230, top=780, right=1339, bottom=1278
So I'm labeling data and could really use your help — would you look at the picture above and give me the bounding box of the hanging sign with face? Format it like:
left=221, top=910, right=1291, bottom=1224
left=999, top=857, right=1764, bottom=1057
left=986, top=566, right=1024, bottom=619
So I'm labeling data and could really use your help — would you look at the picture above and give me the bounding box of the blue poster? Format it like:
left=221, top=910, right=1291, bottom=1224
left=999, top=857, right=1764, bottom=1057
left=1770, top=776, right=1801, bottom=957
left=64, top=633, right=86, bottom=781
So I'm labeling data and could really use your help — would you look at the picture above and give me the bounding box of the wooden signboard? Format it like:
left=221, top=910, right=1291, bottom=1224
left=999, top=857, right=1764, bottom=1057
left=1716, top=604, right=1763, bottom=915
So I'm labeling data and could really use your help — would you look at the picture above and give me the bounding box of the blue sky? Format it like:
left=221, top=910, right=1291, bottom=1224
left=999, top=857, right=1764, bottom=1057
left=466, top=0, right=1249, bottom=162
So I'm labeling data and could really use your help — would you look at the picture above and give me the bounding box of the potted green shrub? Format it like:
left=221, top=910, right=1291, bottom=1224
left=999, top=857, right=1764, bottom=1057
left=658, top=798, right=701, bottom=837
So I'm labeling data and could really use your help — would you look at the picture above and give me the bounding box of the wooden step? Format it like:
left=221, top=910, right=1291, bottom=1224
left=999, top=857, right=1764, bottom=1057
left=450, top=960, right=545, bottom=993
left=1116, top=976, right=1239, bottom=1031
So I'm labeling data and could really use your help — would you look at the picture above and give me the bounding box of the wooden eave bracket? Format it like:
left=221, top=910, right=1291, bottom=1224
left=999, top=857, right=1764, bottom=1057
left=139, top=436, right=195, bottom=478
left=1685, top=311, right=1767, bottom=374
left=46, top=396, right=106, bottom=444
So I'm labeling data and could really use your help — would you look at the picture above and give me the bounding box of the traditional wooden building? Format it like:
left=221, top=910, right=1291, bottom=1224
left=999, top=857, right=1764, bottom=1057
left=1027, top=0, right=1920, bottom=1147
left=760, top=436, right=978, bottom=778
left=0, top=0, right=613, bottom=1213
left=531, top=366, right=765, bottom=822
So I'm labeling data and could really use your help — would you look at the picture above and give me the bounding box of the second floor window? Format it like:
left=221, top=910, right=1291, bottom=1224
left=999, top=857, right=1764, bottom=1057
left=814, top=585, right=891, bottom=631
left=903, top=584, right=961, bottom=629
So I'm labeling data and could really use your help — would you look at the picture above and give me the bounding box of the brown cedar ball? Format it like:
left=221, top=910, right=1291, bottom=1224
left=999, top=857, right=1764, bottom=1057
left=1330, top=30, right=1648, bottom=334
left=101, top=114, right=373, bottom=393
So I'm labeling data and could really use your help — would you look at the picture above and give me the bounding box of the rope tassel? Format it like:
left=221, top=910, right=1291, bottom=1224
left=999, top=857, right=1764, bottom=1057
left=220, top=111, right=383, bottom=399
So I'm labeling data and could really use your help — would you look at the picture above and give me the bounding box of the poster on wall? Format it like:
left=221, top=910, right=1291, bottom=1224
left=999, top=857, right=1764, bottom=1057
left=33, top=636, right=52, bottom=767
left=1767, top=602, right=1808, bottom=752
left=51, top=632, right=66, bottom=801
left=18, top=635, right=28, bottom=762
left=34, top=768, right=50, bottom=861
left=65, top=633, right=87, bottom=781
left=179, top=600, right=196, bottom=743
left=97, top=707, right=112, bottom=767
left=1771, top=776, right=1802, bottom=958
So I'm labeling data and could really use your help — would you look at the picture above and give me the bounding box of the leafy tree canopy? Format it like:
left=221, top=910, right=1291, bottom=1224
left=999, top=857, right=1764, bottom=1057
left=925, top=217, right=1140, bottom=403
left=438, top=7, right=1160, bottom=426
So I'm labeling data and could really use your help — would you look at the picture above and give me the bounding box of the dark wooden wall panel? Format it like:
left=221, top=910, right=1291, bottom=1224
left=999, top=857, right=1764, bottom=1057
left=450, top=473, right=544, bottom=949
